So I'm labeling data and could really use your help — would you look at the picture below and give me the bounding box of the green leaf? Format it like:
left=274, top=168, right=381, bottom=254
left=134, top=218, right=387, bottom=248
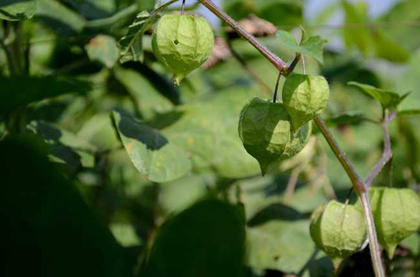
left=247, top=208, right=326, bottom=274
left=118, top=9, right=160, bottom=63
left=379, top=0, right=420, bottom=50
left=112, top=110, right=192, bottom=183
left=86, top=35, right=119, bottom=68
left=160, top=88, right=261, bottom=178
left=113, top=67, right=174, bottom=120
left=0, top=76, right=91, bottom=116
left=77, top=113, right=121, bottom=151
left=159, top=175, right=208, bottom=215
left=276, top=29, right=327, bottom=63
left=398, top=109, right=420, bottom=117
left=400, top=233, right=420, bottom=256
left=0, top=136, right=123, bottom=277
left=348, top=81, right=409, bottom=110
left=84, top=4, right=138, bottom=30
left=61, top=0, right=115, bottom=20
left=223, top=0, right=303, bottom=28
left=341, top=0, right=410, bottom=63
left=0, top=0, right=38, bottom=21
left=341, top=0, right=373, bottom=55
left=372, top=29, right=410, bottom=64
left=26, top=121, right=96, bottom=174
left=36, top=0, right=86, bottom=36
left=142, top=198, right=246, bottom=277
left=326, top=111, right=366, bottom=126
left=397, top=118, right=420, bottom=181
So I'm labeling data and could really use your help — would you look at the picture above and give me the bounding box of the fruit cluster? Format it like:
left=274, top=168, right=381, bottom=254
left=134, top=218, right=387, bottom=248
left=238, top=74, right=330, bottom=174
left=310, top=188, right=420, bottom=269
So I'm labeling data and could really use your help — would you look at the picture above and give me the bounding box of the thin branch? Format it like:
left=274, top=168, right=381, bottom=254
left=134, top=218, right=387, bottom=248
left=226, top=40, right=272, bottom=95
left=198, top=0, right=288, bottom=73
left=272, top=72, right=282, bottom=103
left=364, top=110, right=397, bottom=188
left=181, top=0, right=186, bottom=15
left=285, top=54, right=301, bottom=76
left=284, top=166, right=302, bottom=202
left=301, top=55, right=306, bottom=74
left=314, top=116, right=365, bottom=194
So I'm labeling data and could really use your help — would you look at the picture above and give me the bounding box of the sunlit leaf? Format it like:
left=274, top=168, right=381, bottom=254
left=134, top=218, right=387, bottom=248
left=118, top=11, right=153, bottom=63
left=160, top=88, right=260, bottom=178
left=86, top=35, right=119, bottom=68
left=112, top=110, right=192, bottom=183
left=276, top=29, right=326, bottom=63
left=0, top=0, right=38, bottom=21
left=348, top=81, right=409, bottom=110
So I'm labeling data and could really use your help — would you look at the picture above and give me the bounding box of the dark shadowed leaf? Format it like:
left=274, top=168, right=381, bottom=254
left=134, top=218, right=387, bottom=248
left=112, top=110, right=191, bottom=183
left=142, top=198, right=246, bottom=277
left=36, top=0, right=86, bottom=36
left=0, top=135, right=124, bottom=277
left=348, top=81, right=409, bottom=110
left=0, top=0, right=38, bottom=21
left=86, top=35, right=119, bottom=68
left=326, top=111, right=366, bottom=126
left=61, top=0, right=115, bottom=20
left=26, top=121, right=96, bottom=174
left=224, top=0, right=303, bottom=28
left=0, top=76, right=91, bottom=116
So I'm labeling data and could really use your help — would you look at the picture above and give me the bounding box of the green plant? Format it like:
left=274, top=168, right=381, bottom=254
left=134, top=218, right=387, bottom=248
left=1, top=0, right=420, bottom=277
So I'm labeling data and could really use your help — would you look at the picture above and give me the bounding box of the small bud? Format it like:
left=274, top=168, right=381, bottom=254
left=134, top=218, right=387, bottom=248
left=152, top=14, right=214, bottom=85
left=310, top=200, right=367, bottom=269
left=238, top=98, right=311, bottom=175
left=370, top=187, right=420, bottom=259
left=282, top=73, right=330, bottom=131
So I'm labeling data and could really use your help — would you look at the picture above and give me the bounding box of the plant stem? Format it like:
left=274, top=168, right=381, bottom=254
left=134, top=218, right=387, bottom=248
left=359, top=192, right=386, bottom=277
left=364, top=110, right=396, bottom=188
left=197, top=0, right=386, bottom=275
left=181, top=0, right=186, bottom=15
left=225, top=38, right=272, bottom=95
left=198, top=0, right=288, bottom=73
left=272, top=72, right=282, bottom=103
left=314, top=116, right=365, bottom=193
left=314, top=116, right=385, bottom=276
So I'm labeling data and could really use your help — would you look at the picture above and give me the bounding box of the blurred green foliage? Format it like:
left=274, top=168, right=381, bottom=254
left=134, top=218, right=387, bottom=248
left=1, top=0, right=420, bottom=276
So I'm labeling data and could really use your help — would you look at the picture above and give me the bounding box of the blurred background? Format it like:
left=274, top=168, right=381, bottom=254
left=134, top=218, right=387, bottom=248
left=1, top=0, right=420, bottom=277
